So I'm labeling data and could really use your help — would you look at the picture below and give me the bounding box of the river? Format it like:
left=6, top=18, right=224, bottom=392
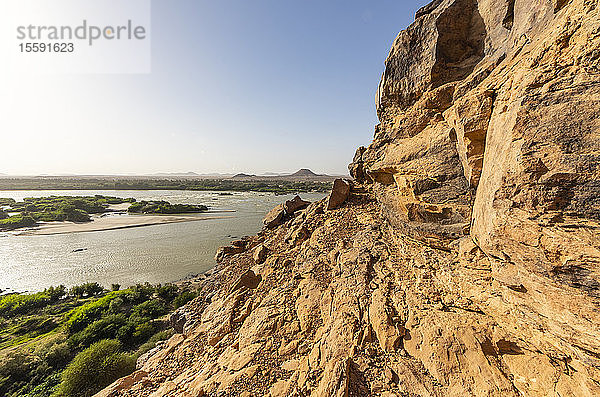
left=0, top=190, right=326, bottom=293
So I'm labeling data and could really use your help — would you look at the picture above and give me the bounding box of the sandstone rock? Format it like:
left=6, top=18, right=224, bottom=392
left=263, top=204, right=285, bottom=229
left=283, top=195, right=310, bottom=214
left=278, top=339, right=299, bottom=356
left=284, top=225, right=309, bottom=246
left=369, top=287, right=403, bottom=352
left=326, top=179, right=351, bottom=210
left=97, top=1, right=600, bottom=396
left=215, top=245, right=244, bottom=263
left=169, top=308, right=187, bottom=333
left=230, top=269, right=261, bottom=293
left=252, top=244, right=268, bottom=264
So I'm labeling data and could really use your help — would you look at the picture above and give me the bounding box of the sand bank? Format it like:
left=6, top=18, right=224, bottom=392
left=18, top=214, right=232, bottom=236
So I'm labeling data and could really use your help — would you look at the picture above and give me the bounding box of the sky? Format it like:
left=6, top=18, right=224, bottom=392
left=0, top=0, right=429, bottom=176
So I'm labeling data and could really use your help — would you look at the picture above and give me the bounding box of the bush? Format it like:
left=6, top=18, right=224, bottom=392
left=111, top=283, right=121, bottom=291
left=68, top=314, right=127, bottom=349
left=108, top=296, right=125, bottom=313
left=116, top=323, right=136, bottom=346
left=0, top=351, right=36, bottom=389
left=0, top=214, right=36, bottom=230
left=53, top=340, right=135, bottom=397
left=66, top=291, right=122, bottom=332
left=132, top=322, right=156, bottom=342
left=43, top=342, right=72, bottom=369
left=132, top=300, right=166, bottom=319
left=0, top=292, right=51, bottom=318
left=69, top=282, right=103, bottom=298
left=126, top=283, right=155, bottom=303
left=133, top=329, right=174, bottom=359
left=156, top=284, right=179, bottom=302
left=174, top=291, right=197, bottom=308
left=45, top=285, right=66, bottom=302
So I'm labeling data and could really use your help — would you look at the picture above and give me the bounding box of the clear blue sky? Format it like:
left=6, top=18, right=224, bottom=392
left=1, top=0, right=429, bottom=175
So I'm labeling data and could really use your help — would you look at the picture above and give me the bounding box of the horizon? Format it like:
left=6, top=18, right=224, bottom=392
left=0, top=0, right=428, bottom=176
left=0, top=167, right=349, bottom=177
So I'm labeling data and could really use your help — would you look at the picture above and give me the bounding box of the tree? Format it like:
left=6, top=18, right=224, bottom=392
left=53, top=339, right=135, bottom=397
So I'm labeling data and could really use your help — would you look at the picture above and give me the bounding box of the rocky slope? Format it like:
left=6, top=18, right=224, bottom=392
left=98, top=0, right=600, bottom=395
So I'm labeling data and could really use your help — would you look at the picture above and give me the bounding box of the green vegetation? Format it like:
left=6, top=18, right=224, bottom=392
left=0, top=198, right=17, bottom=206
left=0, top=282, right=192, bottom=397
left=0, top=214, right=36, bottom=230
left=0, top=195, right=211, bottom=231
left=54, top=340, right=135, bottom=397
left=0, top=195, right=136, bottom=231
left=0, top=177, right=331, bottom=194
left=128, top=200, right=208, bottom=214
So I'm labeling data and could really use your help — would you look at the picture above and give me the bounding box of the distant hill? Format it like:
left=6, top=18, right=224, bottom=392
left=232, top=173, right=256, bottom=179
left=286, top=168, right=321, bottom=178
left=229, top=168, right=337, bottom=182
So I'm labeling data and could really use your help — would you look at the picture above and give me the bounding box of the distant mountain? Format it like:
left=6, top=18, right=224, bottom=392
left=287, top=168, right=321, bottom=177
left=229, top=169, right=337, bottom=181
left=232, top=173, right=256, bottom=179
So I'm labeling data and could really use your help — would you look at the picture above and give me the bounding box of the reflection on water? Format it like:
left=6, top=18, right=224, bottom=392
left=0, top=190, right=327, bottom=293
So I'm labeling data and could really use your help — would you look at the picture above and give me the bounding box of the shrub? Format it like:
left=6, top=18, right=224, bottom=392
left=111, top=283, right=121, bottom=291
left=66, top=291, right=123, bottom=332
left=125, top=283, right=155, bottom=303
left=116, top=323, right=136, bottom=346
left=68, top=314, right=127, bottom=349
left=0, top=351, right=36, bottom=387
left=45, top=285, right=67, bottom=302
left=156, top=284, right=179, bottom=302
left=132, top=322, right=156, bottom=343
left=131, top=300, right=166, bottom=319
left=53, top=339, right=135, bottom=397
left=174, top=291, right=197, bottom=308
left=0, top=214, right=36, bottom=230
left=108, top=296, right=125, bottom=313
left=69, top=282, right=103, bottom=298
left=133, top=329, right=174, bottom=359
left=43, top=342, right=72, bottom=369
left=0, top=292, right=51, bottom=318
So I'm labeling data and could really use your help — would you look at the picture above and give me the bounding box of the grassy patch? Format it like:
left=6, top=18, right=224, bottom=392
left=0, top=282, right=196, bottom=397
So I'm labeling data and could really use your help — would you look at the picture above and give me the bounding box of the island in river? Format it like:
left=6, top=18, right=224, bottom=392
left=0, top=195, right=210, bottom=233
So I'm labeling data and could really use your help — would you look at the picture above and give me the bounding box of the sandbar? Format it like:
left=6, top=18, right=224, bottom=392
left=18, top=214, right=232, bottom=236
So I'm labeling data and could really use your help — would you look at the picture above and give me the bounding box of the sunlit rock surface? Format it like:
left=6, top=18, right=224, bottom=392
left=98, top=1, right=600, bottom=395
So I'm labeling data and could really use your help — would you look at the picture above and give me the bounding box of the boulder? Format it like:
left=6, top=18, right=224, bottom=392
left=231, top=270, right=261, bottom=293
left=214, top=245, right=244, bottom=263
left=253, top=244, right=268, bottom=264
left=263, top=204, right=285, bottom=229
left=169, top=308, right=188, bottom=333
left=283, top=195, right=310, bottom=214
left=326, top=179, right=351, bottom=210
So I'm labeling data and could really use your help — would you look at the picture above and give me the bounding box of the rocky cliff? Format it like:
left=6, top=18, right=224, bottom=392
left=98, top=0, right=600, bottom=395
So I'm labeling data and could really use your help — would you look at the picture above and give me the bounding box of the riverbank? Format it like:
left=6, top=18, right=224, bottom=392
left=16, top=213, right=233, bottom=236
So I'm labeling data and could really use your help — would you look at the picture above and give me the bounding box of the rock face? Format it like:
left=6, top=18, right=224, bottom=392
left=98, top=1, right=600, bottom=396
left=326, top=179, right=351, bottom=210
left=283, top=195, right=310, bottom=214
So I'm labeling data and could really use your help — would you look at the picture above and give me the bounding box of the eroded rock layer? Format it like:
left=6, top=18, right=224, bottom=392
left=98, top=0, right=600, bottom=395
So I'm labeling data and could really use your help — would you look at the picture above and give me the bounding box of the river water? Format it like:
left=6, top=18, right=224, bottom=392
left=0, top=190, right=326, bottom=293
